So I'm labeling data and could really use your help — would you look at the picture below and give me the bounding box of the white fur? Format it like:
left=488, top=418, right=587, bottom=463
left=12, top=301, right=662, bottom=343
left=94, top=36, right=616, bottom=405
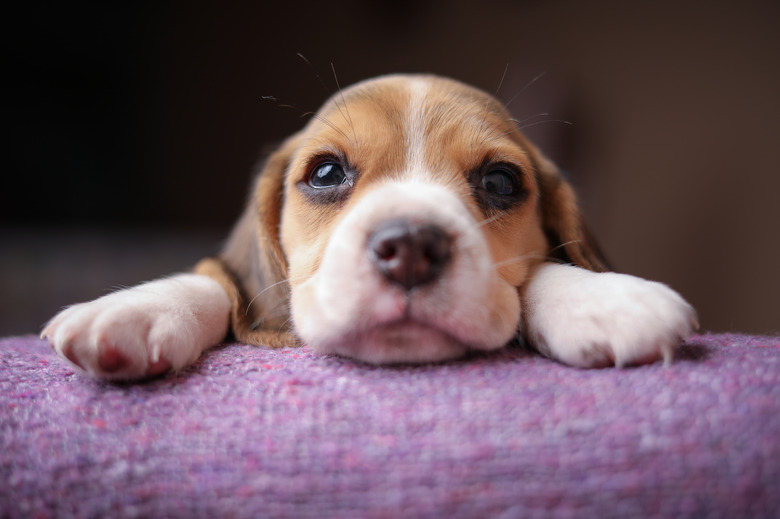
left=290, top=181, right=521, bottom=364
left=41, top=75, right=699, bottom=378
left=522, top=263, right=698, bottom=368
left=42, top=274, right=230, bottom=380
left=405, top=78, right=430, bottom=174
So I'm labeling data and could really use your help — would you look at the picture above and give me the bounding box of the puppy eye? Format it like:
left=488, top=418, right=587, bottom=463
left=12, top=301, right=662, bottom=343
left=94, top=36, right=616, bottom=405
left=481, top=169, right=516, bottom=196
left=470, top=162, right=527, bottom=212
left=309, top=162, right=347, bottom=189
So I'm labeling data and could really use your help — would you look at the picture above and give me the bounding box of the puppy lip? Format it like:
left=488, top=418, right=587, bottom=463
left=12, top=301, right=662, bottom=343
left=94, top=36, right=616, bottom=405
left=345, top=316, right=463, bottom=350
left=377, top=316, right=441, bottom=336
left=314, top=315, right=470, bottom=365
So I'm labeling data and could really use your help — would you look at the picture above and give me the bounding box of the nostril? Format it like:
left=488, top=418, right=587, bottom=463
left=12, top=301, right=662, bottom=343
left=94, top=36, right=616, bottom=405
left=423, top=231, right=451, bottom=265
left=373, top=238, right=398, bottom=261
left=367, top=219, right=452, bottom=291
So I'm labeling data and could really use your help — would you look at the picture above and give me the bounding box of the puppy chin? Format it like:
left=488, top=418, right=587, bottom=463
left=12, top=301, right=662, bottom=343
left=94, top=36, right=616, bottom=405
left=310, top=319, right=470, bottom=365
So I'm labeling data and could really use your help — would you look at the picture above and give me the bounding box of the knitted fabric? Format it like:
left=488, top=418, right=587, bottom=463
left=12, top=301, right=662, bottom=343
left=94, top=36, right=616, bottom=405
left=1, top=333, right=778, bottom=518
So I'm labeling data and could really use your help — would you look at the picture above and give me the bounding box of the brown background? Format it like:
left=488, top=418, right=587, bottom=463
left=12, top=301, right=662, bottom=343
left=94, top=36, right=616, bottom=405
left=3, top=0, right=779, bottom=336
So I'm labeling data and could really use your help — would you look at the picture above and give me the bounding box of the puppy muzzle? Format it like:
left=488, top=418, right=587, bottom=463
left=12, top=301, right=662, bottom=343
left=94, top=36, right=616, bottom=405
left=289, top=182, right=521, bottom=364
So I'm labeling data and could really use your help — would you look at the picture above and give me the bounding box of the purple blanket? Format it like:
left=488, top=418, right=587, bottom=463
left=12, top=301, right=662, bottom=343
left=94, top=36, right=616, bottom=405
left=1, top=334, right=779, bottom=518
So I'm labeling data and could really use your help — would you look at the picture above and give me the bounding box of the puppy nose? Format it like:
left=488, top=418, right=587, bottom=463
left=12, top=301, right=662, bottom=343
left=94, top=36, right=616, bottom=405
left=368, top=219, right=452, bottom=291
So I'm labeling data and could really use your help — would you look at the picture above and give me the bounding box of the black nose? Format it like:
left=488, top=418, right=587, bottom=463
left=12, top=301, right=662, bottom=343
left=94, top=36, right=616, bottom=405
left=367, top=219, right=452, bottom=291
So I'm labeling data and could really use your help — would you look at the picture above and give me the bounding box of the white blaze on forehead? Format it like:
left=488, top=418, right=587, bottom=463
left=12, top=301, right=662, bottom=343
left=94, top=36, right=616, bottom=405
left=405, top=78, right=430, bottom=174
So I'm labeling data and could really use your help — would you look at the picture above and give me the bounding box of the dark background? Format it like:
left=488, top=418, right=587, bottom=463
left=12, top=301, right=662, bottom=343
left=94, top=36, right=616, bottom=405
left=3, top=0, right=779, bottom=336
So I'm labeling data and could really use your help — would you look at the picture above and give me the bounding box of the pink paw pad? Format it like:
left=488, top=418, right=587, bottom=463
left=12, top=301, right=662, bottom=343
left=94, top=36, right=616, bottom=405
left=97, top=344, right=130, bottom=373
left=146, top=358, right=172, bottom=377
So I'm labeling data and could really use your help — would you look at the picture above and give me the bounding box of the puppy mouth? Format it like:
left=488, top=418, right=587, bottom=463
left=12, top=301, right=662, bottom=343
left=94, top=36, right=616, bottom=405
left=368, top=317, right=451, bottom=347
left=323, top=316, right=470, bottom=364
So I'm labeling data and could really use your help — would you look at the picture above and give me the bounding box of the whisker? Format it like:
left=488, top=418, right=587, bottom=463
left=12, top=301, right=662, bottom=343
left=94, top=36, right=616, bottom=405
left=502, top=114, right=545, bottom=137
left=502, top=117, right=572, bottom=137
left=492, top=254, right=577, bottom=270
left=297, top=53, right=332, bottom=98
left=249, top=299, right=291, bottom=331
left=551, top=239, right=582, bottom=251
left=294, top=54, right=355, bottom=144
left=543, top=256, right=572, bottom=265
left=476, top=213, right=504, bottom=228
left=495, top=63, right=510, bottom=97
left=490, top=240, right=585, bottom=270
left=261, top=95, right=298, bottom=111
left=511, top=113, right=550, bottom=125
left=504, top=71, right=546, bottom=110
left=246, top=279, right=291, bottom=316
left=312, top=114, right=352, bottom=142
left=261, top=95, right=311, bottom=120
left=474, top=64, right=510, bottom=149
left=330, top=63, right=358, bottom=145
left=261, top=85, right=352, bottom=143
left=277, top=317, right=293, bottom=334
left=518, top=119, right=572, bottom=131
left=263, top=302, right=291, bottom=322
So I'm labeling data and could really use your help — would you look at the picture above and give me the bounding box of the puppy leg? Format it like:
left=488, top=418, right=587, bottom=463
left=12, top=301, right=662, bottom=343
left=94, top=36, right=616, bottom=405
left=42, top=274, right=231, bottom=380
left=521, top=263, right=698, bottom=368
left=193, top=257, right=300, bottom=349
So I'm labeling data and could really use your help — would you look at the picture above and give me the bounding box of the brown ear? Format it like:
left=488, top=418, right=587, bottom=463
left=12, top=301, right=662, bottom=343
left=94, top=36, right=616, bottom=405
left=534, top=153, right=611, bottom=273
left=194, top=135, right=304, bottom=348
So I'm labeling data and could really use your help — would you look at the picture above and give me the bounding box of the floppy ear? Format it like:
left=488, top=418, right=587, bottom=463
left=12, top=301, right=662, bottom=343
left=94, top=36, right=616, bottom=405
left=533, top=153, right=611, bottom=273
left=194, top=134, right=304, bottom=348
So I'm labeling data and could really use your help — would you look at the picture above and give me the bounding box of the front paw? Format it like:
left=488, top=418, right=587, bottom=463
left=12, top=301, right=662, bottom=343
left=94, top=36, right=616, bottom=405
left=523, top=264, right=698, bottom=368
left=42, top=274, right=230, bottom=380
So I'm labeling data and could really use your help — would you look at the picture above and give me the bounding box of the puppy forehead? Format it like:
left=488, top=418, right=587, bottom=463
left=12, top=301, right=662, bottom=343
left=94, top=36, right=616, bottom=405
left=301, top=75, right=525, bottom=167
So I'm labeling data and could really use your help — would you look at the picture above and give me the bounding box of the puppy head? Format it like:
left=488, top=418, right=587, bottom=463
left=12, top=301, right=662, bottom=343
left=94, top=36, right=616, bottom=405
left=227, top=75, right=607, bottom=363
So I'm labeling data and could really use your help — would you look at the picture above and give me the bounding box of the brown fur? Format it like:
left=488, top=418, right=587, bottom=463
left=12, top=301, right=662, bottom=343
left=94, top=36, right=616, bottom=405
left=195, top=75, right=608, bottom=348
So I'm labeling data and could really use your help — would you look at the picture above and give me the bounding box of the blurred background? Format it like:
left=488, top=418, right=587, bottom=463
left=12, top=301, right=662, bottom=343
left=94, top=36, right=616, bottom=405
left=3, top=0, right=779, bottom=336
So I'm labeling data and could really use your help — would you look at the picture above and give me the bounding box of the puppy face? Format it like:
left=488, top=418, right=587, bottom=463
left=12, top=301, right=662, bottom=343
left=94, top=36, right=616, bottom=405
left=44, top=73, right=689, bottom=379
left=277, top=75, right=552, bottom=363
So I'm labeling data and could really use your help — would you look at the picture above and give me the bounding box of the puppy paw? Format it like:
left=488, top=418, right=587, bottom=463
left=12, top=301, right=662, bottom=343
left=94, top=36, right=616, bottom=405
left=523, top=263, right=698, bottom=368
left=42, top=274, right=230, bottom=380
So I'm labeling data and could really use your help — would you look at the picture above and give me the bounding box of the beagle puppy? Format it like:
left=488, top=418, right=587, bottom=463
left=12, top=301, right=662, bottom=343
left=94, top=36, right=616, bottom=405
left=42, top=74, right=697, bottom=380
